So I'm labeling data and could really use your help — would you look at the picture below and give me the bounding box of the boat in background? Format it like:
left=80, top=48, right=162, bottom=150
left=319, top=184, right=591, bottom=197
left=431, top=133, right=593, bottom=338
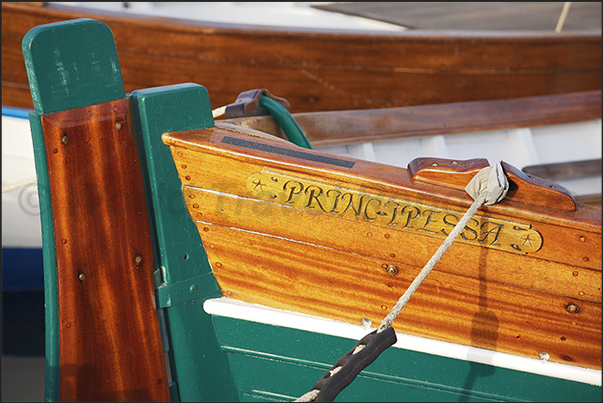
left=2, top=2, right=601, bottom=113
left=20, top=17, right=601, bottom=402
left=221, top=89, right=602, bottom=205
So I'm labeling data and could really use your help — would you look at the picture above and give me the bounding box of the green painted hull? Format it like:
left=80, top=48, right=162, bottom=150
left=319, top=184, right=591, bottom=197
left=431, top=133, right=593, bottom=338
left=204, top=306, right=601, bottom=402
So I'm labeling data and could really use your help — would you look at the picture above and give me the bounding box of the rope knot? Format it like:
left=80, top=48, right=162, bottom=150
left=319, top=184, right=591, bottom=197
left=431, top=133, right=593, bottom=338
left=464, top=161, right=509, bottom=206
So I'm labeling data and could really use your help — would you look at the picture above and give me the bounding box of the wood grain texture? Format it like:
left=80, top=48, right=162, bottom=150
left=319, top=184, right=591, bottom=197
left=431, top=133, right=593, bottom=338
left=163, top=126, right=601, bottom=370
left=3, top=2, right=601, bottom=113
left=42, top=99, right=170, bottom=401
left=224, top=90, right=603, bottom=146
left=202, top=223, right=601, bottom=370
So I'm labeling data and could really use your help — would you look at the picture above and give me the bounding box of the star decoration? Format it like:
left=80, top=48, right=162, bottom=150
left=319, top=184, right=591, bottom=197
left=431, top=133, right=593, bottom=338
left=253, top=179, right=266, bottom=191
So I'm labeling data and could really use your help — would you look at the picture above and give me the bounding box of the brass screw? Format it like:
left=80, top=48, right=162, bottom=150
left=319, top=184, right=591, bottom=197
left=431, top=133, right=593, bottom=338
left=431, top=162, right=439, bottom=167
left=566, top=303, right=580, bottom=314
left=61, top=135, right=69, bottom=145
left=386, top=265, right=398, bottom=276
left=78, top=272, right=86, bottom=282
left=134, top=255, right=143, bottom=266
left=115, top=121, right=122, bottom=131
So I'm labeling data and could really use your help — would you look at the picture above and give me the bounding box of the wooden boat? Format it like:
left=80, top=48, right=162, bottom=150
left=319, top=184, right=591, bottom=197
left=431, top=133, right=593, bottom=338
left=3, top=2, right=602, bottom=114
left=19, top=18, right=603, bottom=402
left=220, top=89, right=602, bottom=206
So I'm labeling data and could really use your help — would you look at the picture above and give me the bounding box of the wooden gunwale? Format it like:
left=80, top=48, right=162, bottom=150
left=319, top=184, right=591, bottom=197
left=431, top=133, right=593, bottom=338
left=163, top=126, right=602, bottom=234
left=3, top=2, right=602, bottom=113
left=162, top=126, right=601, bottom=370
left=223, top=90, right=603, bottom=147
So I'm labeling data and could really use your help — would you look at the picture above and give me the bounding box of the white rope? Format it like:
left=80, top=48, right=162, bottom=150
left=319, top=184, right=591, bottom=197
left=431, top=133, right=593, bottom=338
left=295, top=389, right=320, bottom=402
left=294, top=162, right=509, bottom=401
left=377, top=162, right=509, bottom=333
left=555, top=2, right=571, bottom=33
left=2, top=177, right=38, bottom=193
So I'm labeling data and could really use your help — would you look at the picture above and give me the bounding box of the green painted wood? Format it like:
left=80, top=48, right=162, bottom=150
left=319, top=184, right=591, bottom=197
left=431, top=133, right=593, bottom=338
left=22, top=18, right=169, bottom=401
left=21, top=18, right=124, bottom=115
left=21, top=18, right=126, bottom=401
left=210, top=315, right=602, bottom=402
left=28, top=112, right=60, bottom=402
left=131, top=83, right=239, bottom=401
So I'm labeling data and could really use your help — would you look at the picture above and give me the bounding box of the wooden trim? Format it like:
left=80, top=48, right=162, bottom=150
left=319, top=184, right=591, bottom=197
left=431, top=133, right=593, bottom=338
left=225, top=90, right=602, bottom=146
left=42, top=99, right=170, bottom=401
left=3, top=2, right=601, bottom=113
left=522, top=158, right=602, bottom=182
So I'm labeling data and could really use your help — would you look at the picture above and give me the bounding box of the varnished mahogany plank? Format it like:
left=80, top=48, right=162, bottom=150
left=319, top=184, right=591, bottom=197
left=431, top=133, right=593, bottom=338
left=181, top=186, right=602, bottom=304
left=172, top=142, right=602, bottom=272
left=42, top=99, right=170, bottom=401
left=3, top=2, right=601, bottom=112
left=201, top=223, right=601, bottom=370
left=164, top=127, right=601, bottom=368
left=224, top=90, right=603, bottom=147
left=164, top=127, right=602, bottom=235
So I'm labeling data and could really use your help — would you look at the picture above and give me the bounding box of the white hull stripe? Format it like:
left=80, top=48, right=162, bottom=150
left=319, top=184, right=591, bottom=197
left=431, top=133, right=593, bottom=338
left=204, top=297, right=601, bottom=386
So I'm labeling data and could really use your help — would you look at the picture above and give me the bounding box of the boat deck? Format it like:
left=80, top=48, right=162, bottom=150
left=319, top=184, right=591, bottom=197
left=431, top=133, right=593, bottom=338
left=314, top=2, right=602, bottom=31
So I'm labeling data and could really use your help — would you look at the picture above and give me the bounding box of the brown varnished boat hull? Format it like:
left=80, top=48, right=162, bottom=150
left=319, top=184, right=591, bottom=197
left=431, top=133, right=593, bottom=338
left=3, top=2, right=602, bottom=113
left=163, top=126, right=601, bottom=370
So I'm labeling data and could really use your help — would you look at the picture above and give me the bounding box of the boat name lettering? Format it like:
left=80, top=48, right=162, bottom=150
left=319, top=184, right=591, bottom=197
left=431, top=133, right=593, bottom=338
left=247, top=171, right=542, bottom=254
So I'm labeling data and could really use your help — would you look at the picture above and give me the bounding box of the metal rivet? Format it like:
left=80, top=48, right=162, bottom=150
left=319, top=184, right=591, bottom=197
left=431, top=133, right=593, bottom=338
left=270, top=194, right=277, bottom=198
left=539, top=352, right=549, bottom=361
left=578, top=291, right=585, bottom=296
left=134, top=255, right=143, bottom=266
left=386, top=265, right=398, bottom=276
left=189, top=284, right=198, bottom=294
left=216, top=262, right=222, bottom=267
left=560, top=336, right=566, bottom=341
left=549, top=185, right=556, bottom=190
left=271, top=177, right=278, bottom=182
left=451, top=161, right=458, bottom=165
left=185, top=175, right=191, bottom=181
left=384, top=234, right=390, bottom=239
left=583, top=257, right=589, bottom=262
left=579, top=236, right=586, bottom=242
left=361, top=318, right=372, bottom=328
left=431, top=162, right=439, bottom=167
left=511, top=244, right=521, bottom=250
left=566, top=304, right=580, bottom=314
left=181, top=164, right=187, bottom=169
left=572, top=271, right=579, bottom=277
left=380, top=305, right=388, bottom=310
left=390, top=253, right=396, bottom=258
left=193, top=203, right=199, bottom=209
left=78, top=272, right=86, bottom=282
left=61, top=134, right=69, bottom=145
left=115, top=121, right=122, bottom=131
